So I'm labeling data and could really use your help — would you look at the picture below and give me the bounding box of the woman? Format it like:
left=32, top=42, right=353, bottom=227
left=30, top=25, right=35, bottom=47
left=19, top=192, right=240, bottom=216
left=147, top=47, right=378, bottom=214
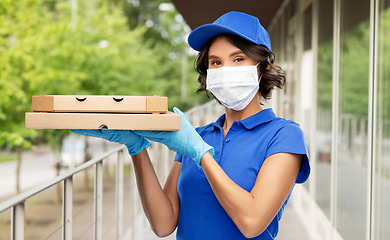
left=73, top=11, right=310, bottom=240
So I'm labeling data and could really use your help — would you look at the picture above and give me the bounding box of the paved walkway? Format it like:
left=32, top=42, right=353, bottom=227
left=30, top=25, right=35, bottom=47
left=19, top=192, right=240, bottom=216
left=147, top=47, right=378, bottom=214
left=277, top=202, right=311, bottom=239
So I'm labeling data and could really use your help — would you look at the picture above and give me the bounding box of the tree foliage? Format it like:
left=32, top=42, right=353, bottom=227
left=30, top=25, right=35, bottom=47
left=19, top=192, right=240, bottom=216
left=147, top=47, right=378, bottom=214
left=0, top=0, right=207, bottom=150
left=317, top=17, right=376, bottom=117
left=377, top=7, right=390, bottom=122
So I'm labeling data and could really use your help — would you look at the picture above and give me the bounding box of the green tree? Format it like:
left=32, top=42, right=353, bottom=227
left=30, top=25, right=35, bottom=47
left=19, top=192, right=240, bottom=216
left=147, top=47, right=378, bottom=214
left=1, top=0, right=197, bottom=198
left=117, top=0, right=210, bottom=109
left=0, top=0, right=206, bottom=155
left=377, top=7, right=390, bottom=123
left=317, top=19, right=372, bottom=117
left=317, top=40, right=333, bottom=112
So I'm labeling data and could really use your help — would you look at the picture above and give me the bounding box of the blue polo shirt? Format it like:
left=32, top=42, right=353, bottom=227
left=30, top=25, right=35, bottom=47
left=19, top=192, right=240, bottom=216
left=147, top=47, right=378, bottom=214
left=173, top=108, right=310, bottom=240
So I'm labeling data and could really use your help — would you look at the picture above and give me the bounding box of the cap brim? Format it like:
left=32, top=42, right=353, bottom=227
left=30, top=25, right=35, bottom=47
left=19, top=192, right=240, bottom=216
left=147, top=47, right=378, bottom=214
left=188, top=23, right=257, bottom=52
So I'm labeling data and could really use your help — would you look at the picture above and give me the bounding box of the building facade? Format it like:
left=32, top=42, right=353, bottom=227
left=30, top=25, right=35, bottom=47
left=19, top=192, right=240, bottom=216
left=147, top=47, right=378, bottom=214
left=173, top=0, right=388, bottom=239
left=265, top=0, right=390, bottom=239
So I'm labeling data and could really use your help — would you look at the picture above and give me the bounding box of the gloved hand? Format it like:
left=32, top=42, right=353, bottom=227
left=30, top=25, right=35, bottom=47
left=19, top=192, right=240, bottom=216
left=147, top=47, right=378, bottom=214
left=71, top=129, right=150, bottom=156
left=134, top=107, right=214, bottom=168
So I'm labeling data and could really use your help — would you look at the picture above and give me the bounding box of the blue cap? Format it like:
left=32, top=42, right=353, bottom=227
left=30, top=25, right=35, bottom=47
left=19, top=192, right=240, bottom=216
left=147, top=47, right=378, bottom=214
left=188, top=11, right=271, bottom=52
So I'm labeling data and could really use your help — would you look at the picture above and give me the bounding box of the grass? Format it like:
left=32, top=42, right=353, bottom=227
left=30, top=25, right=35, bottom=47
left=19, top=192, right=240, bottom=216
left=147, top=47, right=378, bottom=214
left=0, top=152, right=17, bottom=163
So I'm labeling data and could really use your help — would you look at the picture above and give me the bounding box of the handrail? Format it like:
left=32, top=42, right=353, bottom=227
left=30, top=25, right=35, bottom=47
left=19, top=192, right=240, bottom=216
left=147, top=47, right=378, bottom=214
left=0, top=144, right=127, bottom=240
left=0, top=145, right=127, bottom=213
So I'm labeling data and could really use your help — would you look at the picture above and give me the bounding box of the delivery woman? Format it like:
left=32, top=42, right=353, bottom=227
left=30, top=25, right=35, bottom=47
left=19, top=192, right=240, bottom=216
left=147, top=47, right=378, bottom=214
left=72, top=11, right=310, bottom=240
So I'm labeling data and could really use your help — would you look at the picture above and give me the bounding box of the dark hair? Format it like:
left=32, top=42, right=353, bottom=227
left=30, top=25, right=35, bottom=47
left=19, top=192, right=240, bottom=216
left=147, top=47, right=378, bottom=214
left=195, top=34, right=285, bottom=101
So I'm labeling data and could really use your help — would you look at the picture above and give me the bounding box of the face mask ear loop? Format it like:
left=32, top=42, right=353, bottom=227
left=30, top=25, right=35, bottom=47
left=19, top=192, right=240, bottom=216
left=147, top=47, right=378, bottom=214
left=256, top=62, right=261, bottom=82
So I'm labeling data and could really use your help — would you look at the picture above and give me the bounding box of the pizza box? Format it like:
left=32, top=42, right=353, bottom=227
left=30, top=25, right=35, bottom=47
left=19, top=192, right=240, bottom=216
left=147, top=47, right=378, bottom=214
left=31, top=95, right=168, bottom=114
left=25, top=112, right=180, bottom=131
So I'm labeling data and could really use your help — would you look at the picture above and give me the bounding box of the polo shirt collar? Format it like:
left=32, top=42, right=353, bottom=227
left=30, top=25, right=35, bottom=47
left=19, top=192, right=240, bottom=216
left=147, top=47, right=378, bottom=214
left=213, top=114, right=226, bottom=128
left=212, top=108, right=277, bottom=130
left=241, top=108, right=277, bottom=129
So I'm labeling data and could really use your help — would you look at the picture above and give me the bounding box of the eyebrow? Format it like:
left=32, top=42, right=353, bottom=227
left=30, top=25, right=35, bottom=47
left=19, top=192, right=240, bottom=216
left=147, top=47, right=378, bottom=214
left=208, top=50, right=245, bottom=60
left=208, top=55, right=219, bottom=60
left=229, top=50, right=244, bottom=57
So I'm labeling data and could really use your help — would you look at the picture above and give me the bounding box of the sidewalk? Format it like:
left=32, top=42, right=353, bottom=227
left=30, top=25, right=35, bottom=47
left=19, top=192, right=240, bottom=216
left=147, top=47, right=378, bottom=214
left=277, top=202, right=311, bottom=239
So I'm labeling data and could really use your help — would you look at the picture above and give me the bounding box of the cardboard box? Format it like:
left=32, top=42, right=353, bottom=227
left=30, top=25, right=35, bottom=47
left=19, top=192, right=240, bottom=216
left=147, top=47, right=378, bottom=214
left=25, top=112, right=180, bottom=131
left=31, top=95, right=168, bottom=114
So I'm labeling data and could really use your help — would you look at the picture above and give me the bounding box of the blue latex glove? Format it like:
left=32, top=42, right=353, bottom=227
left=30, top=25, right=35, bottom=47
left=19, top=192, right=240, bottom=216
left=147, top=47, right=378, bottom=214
left=134, top=107, right=214, bottom=168
left=71, top=129, right=150, bottom=156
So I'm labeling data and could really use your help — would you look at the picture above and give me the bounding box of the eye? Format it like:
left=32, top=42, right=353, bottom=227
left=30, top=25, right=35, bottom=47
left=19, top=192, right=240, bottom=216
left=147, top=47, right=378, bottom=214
left=210, top=60, right=221, bottom=66
left=234, top=57, right=244, bottom=63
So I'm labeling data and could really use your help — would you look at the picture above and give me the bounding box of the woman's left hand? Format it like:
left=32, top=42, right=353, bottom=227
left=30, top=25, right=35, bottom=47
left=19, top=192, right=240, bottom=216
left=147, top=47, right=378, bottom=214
left=135, top=107, right=214, bottom=168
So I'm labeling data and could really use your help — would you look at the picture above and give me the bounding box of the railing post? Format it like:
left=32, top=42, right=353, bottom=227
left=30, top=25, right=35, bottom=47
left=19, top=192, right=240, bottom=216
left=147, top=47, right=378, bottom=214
left=130, top=161, right=137, bottom=240
left=94, top=161, right=103, bottom=240
left=11, top=202, right=24, bottom=240
left=115, top=150, right=124, bottom=240
left=63, top=176, right=73, bottom=240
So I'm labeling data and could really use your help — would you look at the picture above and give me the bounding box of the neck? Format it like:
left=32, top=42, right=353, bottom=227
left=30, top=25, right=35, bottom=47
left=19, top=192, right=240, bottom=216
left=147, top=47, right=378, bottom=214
left=222, top=95, right=263, bottom=137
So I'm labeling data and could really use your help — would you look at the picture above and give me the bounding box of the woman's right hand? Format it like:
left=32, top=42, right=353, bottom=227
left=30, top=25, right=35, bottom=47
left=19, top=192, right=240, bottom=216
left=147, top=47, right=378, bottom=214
left=71, top=129, right=150, bottom=156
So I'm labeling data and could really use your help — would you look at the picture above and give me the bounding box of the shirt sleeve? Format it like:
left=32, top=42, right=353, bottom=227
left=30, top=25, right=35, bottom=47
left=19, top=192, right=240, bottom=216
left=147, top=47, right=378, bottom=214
left=266, top=121, right=310, bottom=184
left=174, top=153, right=183, bottom=163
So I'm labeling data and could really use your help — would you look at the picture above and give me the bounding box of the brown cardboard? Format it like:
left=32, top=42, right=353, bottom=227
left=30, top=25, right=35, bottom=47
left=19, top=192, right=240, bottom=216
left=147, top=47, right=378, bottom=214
left=31, top=95, right=168, bottom=114
left=25, top=112, right=180, bottom=131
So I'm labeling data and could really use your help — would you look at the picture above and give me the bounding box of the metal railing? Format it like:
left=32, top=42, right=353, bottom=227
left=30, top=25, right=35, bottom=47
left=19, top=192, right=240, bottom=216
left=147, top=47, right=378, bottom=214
left=0, top=144, right=128, bottom=240
left=0, top=101, right=225, bottom=240
left=317, top=109, right=390, bottom=171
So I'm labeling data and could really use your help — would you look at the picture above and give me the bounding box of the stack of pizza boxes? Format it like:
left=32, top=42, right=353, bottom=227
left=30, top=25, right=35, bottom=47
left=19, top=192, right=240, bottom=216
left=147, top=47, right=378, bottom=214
left=25, top=95, right=180, bottom=131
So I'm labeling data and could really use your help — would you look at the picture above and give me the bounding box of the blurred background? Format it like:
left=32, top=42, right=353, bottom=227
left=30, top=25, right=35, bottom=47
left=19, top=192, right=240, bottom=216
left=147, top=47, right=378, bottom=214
left=0, top=0, right=208, bottom=179
left=1, top=0, right=390, bottom=239
left=0, top=2, right=210, bottom=239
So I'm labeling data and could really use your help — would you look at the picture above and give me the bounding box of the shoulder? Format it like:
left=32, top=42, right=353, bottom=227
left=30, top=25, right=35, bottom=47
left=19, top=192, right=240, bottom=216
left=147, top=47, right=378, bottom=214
left=244, top=108, right=302, bottom=136
left=270, top=117, right=301, bottom=129
left=272, top=118, right=304, bottom=136
left=267, top=118, right=306, bottom=146
left=265, top=118, right=307, bottom=160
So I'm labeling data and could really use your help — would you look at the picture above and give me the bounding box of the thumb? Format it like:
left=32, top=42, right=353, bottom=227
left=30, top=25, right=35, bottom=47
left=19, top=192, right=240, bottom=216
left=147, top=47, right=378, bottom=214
left=173, top=107, right=190, bottom=126
left=173, top=107, right=183, bottom=115
left=173, top=107, right=188, bottom=120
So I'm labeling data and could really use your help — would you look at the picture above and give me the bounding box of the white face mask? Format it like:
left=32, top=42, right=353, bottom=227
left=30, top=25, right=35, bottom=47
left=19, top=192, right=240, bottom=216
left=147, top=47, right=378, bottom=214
left=206, top=63, right=261, bottom=111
